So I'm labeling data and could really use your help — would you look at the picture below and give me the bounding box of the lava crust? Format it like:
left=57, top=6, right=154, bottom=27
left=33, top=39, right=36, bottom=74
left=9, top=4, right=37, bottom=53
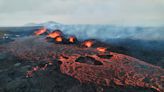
left=5, top=37, right=164, bottom=92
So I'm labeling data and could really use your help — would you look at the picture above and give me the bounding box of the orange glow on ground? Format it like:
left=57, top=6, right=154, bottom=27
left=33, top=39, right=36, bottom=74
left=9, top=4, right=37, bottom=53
left=55, top=36, right=63, bottom=42
left=34, top=28, right=47, bottom=36
left=69, top=36, right=76, bottom=43
left=83, top=40, right=94, bottom=47
left=97, top=47, right=107, bottom=52
left=47, top=31, right=62, bottom=38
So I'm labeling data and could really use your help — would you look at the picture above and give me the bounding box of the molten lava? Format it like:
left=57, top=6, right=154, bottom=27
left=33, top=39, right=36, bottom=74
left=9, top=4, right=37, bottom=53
left=34, top=28, right=47, bottom=36
left=5, top=28, right=163, bottom=92
left=55, top=36, right=63, bottom=42
left=97, top=47, right=107, bottom=52
left=69, top=36, right=76, bottom=43
left=83, top=40, right=94, bottom=47
left=47, top=30, right=62, bottom=38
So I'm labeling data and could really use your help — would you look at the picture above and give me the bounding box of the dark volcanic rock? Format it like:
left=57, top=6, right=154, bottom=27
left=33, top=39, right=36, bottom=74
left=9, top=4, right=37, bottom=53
left=75, top=56, right=103, bottom=65
left=1, top=37, right=163, bottom=92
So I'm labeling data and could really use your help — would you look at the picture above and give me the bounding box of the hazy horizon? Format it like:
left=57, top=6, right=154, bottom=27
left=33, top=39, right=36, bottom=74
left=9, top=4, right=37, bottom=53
left=0, top=0, right=164, bottom=27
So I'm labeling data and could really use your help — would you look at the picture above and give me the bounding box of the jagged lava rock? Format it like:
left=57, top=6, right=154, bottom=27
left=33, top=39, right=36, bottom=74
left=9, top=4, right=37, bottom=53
left=59, top=52, right=163, bottom=92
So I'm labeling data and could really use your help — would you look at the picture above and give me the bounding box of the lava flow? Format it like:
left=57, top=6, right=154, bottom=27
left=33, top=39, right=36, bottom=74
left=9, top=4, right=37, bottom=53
left=5, top=28, right=164, bottom=92
left=34, top=28, right=47, bottom=36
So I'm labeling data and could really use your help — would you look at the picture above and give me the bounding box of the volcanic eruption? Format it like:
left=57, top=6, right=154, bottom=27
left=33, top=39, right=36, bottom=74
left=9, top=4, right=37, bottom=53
left=34, top=28, right=47, bottom=36
left=96, top=47, right=107, bottom=52
left=55, top=36, right=63, bottom=42
left=47, top=29, right=63, bottom=38
left=82, top=40, right=94, bottom=48
left=3, top=28, right=163, bottom=92
left=68, top=36, right=77, bottom=43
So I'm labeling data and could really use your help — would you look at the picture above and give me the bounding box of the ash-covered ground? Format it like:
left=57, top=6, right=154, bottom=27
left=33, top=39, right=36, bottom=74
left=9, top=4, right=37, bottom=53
left=0, top=26, right=163, bottom=92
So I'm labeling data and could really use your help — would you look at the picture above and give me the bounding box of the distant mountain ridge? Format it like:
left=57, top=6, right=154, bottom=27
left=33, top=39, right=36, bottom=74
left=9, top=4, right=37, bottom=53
left=25, top=21, right=62, bottom=27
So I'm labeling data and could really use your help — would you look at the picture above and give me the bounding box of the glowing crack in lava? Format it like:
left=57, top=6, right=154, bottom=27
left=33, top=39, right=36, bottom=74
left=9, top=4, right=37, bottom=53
left=26, top=63, right=49, bottom=78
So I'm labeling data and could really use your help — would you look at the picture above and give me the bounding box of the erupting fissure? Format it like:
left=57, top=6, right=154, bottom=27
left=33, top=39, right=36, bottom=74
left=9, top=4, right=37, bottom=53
left=68, top=36, right=76, bottom=43
left=34, top=28, right=105, bottom=49
left=34, top=28, right=47, bottom=36
left=47, top=29, right=62, bottom=38
left=55, top=36, right=63, bottom=42
left=82, top=40, right=94, bottom=47
left=22, top=27, right=164, bottom=92
left=97, top=47, right=107, bottom=52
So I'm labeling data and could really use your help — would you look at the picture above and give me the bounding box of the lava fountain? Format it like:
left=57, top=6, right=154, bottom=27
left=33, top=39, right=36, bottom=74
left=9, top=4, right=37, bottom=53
left=34, top=28, right=47, bottom=36
left=82, top=40, right=94, bottom=47
left=47, top=30, right=62, bottom=38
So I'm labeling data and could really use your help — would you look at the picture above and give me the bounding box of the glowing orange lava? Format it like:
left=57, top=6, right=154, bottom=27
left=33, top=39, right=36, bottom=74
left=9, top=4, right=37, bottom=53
left=83, top=40, right=94, bottom=47
left=97, top=47, right=107, bottom=52
left=69, top=36, right=76, bottom=43
left=47, top=31, right=62, bottom=38
left=55, top=36, right=63, bottom=42
left=34, top=28, right=47, bottom=35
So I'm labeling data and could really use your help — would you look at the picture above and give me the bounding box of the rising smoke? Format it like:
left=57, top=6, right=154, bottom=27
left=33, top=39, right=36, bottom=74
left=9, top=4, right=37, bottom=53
left=44, top=24, right=164, bottom=41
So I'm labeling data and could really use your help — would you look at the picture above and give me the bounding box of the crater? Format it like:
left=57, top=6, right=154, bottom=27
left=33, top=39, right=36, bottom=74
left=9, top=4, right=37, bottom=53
left=97, top=54, right=113, bottom=59
left=75, top=56, right=103, bottom=65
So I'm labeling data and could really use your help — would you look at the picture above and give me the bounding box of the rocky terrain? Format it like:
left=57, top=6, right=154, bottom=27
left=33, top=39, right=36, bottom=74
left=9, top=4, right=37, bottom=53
left=0, top=35, right=163, bottom=92
left=0, top=26, right=164, bottom=92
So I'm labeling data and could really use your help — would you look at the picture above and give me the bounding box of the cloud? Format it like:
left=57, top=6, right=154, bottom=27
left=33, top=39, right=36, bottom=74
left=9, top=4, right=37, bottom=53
left=0, top=0, right=163, bottom=26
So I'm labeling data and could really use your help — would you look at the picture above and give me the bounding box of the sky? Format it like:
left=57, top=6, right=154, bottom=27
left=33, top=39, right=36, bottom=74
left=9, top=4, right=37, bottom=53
left=0, top=0, right=164, bottom=26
